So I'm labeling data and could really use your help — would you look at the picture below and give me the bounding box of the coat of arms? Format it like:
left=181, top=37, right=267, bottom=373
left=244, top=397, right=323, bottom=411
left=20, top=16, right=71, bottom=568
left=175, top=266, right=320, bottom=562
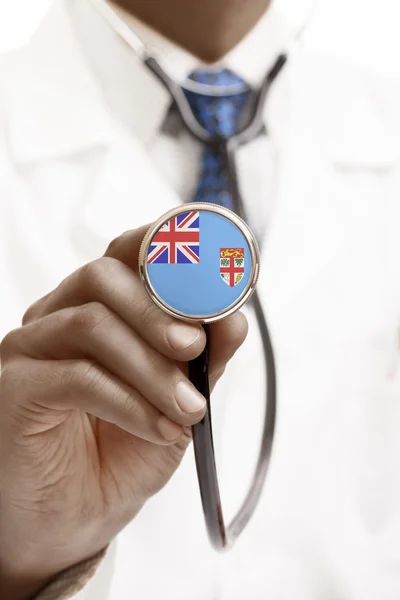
left=220, top=248, right=244, bottom=287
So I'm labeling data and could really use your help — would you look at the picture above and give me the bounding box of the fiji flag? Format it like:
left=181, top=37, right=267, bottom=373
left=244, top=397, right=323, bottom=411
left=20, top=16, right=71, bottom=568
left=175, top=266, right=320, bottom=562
left=147, top=211, right=200, bottom=264
left=147, top=209, right=253, bottom=317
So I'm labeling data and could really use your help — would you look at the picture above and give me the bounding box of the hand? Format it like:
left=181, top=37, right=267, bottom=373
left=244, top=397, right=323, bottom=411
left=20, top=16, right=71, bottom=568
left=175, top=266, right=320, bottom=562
left=0, top=227, right=248, bottom=600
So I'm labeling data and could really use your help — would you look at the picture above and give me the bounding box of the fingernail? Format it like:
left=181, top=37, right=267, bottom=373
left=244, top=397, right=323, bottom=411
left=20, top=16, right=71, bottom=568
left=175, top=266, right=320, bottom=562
left=157, top=416, right=182, bottom=441
left=167, top=323, right=200, bottom=351
left=175, top=381, right=206, bottom=414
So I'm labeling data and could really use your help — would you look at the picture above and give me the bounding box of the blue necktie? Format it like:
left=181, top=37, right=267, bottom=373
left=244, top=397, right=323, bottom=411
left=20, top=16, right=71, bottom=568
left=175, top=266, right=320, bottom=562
left=183, top=69, right=251, bottom=209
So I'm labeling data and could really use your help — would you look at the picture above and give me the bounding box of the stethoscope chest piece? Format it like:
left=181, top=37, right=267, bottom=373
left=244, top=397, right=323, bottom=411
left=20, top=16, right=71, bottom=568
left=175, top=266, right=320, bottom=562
left=139, top=202, right=260, bottom=324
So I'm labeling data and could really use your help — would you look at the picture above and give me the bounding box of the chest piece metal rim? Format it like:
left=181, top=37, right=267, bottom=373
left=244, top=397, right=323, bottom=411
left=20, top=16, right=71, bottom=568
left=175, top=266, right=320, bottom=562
left=138, top=202, right=260, bottom=324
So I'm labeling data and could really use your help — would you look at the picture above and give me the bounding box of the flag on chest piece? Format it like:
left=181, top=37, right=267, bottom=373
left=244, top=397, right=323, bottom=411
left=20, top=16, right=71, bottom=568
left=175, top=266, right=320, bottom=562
left=147, top=211, right=200, bottom=264
left=146, top=208, right=256, bottom=318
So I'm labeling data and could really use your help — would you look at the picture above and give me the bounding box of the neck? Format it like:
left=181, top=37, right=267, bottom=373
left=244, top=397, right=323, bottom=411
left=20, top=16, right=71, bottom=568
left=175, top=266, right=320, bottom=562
left=111, top=0, right=270, bottom=62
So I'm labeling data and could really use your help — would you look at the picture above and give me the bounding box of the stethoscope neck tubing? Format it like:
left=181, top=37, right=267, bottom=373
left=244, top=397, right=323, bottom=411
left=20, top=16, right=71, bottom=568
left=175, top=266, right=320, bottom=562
left=144, top=53, right=288, bottom=148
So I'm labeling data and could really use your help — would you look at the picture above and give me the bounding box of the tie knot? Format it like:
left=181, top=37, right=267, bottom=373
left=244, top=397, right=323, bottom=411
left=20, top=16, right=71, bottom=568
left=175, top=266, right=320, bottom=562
left=183, top=68, right=251, bottom=138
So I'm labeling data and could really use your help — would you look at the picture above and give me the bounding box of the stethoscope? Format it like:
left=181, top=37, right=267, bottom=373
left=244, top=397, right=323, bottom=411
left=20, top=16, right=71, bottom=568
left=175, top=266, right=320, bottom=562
left=89, top=0, right=312, bottom=551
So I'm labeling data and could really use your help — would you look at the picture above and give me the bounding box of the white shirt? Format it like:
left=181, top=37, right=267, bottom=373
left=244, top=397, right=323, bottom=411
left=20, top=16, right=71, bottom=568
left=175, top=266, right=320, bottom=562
left=2, top=1, right=400, bottom=599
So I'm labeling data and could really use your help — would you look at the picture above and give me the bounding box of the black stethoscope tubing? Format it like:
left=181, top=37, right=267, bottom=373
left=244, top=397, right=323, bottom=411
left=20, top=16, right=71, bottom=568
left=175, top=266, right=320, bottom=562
left=145, top=53, right=287, bottom=550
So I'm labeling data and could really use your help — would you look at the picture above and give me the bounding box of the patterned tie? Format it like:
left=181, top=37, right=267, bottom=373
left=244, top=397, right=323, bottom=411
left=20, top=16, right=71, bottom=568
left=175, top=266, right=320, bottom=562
left=183, top=69, right=251, bottom=209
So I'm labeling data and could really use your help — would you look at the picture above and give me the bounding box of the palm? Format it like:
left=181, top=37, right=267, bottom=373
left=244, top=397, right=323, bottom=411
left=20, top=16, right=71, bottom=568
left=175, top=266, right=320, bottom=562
left=95, top=417, right=190, bottom=503
left=48, top=410, right=190, bottom=526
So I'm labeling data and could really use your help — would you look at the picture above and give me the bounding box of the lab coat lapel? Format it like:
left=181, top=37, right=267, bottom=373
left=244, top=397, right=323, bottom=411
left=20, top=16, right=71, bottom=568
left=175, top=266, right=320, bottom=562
left=71, top=135, right=183, bottom=257
left=2, top=0, right=181, bottom=258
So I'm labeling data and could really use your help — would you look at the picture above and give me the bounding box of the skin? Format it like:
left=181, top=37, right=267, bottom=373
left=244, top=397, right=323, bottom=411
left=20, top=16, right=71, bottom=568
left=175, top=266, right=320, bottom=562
left=113, top=0, right=271, bottom=62
left=0, top=227, right=248, bottom=599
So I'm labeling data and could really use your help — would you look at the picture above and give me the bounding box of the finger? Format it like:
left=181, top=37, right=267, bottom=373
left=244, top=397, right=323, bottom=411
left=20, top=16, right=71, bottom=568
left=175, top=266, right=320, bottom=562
left=208, top=310, right=249, bottom=389
left=9, top=304, right=207, bottom=426
left=2, top=356, right=184, bottom=446
left=23, top=257, right=206, bottom=362
left=104, top=226, right=149, bottom=271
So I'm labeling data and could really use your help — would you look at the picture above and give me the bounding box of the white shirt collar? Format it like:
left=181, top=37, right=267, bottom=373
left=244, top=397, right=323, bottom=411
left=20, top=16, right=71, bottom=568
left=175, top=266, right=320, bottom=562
left=70, top=0, right=314, bottom=144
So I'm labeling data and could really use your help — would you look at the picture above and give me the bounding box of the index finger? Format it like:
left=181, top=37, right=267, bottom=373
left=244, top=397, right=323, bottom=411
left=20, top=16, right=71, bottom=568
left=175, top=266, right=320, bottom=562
left=104, top=226, right=149, bottom=271
left=107, top=228, right=207, bottom=359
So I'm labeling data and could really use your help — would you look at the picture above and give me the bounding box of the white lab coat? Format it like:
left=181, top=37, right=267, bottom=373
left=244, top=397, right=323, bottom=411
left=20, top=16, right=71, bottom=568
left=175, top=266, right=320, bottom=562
left=2, top=1, right=400, bottom=599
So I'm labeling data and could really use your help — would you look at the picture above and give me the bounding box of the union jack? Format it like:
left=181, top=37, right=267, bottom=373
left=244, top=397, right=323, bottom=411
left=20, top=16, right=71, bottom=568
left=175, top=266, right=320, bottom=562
left=147, top=211, right=200, bottom=264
